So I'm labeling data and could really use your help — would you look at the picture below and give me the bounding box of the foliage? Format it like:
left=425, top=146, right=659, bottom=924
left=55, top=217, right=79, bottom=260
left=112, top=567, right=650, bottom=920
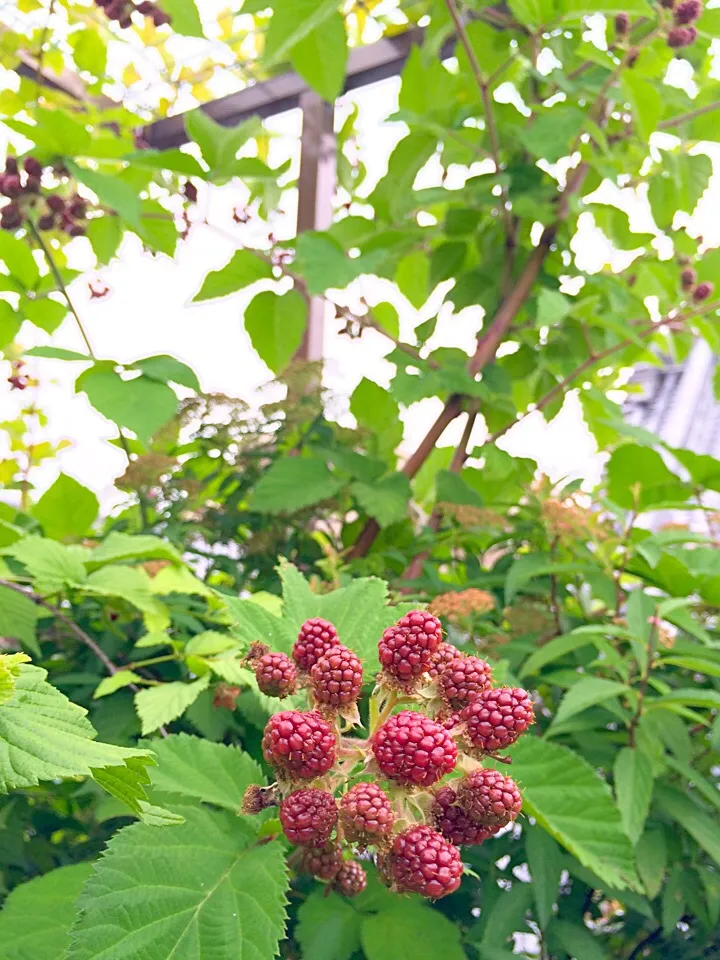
left=1, top=0, right=720, bottom=958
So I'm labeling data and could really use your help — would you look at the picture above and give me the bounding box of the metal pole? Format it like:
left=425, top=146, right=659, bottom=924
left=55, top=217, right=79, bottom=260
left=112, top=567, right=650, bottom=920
left=294, top=91, right=336, bottom=362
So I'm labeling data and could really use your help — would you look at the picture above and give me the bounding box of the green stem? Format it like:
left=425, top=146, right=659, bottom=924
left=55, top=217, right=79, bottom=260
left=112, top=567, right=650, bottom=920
left=127, top=653, right=180, bottom=670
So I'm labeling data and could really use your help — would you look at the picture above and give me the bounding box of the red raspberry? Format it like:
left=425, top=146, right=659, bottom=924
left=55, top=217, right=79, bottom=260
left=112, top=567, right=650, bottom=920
left=428, top=642, right=458, bottom=679
left=693, top=281, right=714, bottom=302
left=681, top=267, right=697, bottom=290
left=339, top=782, right=394, bottom=844
left=300, top=843, right=343, bottom=880
left=675, top=0, right=702, bottom=24
left=255, top=651, right=298, bottom=698
left=311, top=644, right=363, bottom=708
left=262, top=710, right=336, bottom=780
left=334, top=860, right=367, bottom=897
left=438, top=656, right=492, bottom=711
left=667, top=25, right=697, bottom=47
left=460, top=687, right=534, bottom=754
left=431, top=786, right=500, bottom=846
left=387, top=825, right=463, bottom=899
left=372, top=711, right=457, bottom=787
left=293, top=618, right=340, bottom=672
left=280, top=788, right=337, bottom=846
left=378, top=611, right=443, bottom=685
left=456, top=768, right=522, bottom=826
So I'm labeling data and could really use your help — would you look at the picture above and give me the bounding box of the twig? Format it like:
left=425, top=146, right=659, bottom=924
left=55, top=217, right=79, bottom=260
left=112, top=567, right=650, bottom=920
left=628, top=609, right=658, bottom=747
left=659, top=100, right=720, bottom=130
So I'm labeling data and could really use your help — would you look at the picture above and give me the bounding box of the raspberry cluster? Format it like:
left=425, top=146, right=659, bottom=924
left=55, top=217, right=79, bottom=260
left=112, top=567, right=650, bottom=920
left=665, top=0, right=702, bottom=48
left=94, top=0, right=171, bottom=29
left=242, top=611, right=534, bottom=900
left=1, top=155, right=92, bottom=236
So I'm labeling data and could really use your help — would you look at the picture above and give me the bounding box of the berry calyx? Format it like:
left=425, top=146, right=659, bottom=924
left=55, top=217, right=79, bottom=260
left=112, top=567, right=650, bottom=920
left=693, top=281, right=714, bottom=302
left=428, top=641, right=458, bottom=679
left=280, top=788, right=338, bottom=846
left=334, top=860, right=367, bottom=897
left=293, top=618, right=340, bottom=672
left=311, top=644, right=363, bottom=708
left=681, top=266, right=697, bottom=290
left=431, top=785, right=500, bottom=846
left=438, top=655, right=493, bottom=711
left=456, top=768, right=522, bottom=826
left=340, top=782, right=394, bottom=844
left=460, top=687, right=535, bottom=754
left=254, top=650, right=298, bottom=698
left=378, top=611, right=443, bottom=686
left=386, top=825, right=463, bottom=899
left=372, top=710, right=457, bottom=787
left=262, top=709, right=337, bottom=781
left=674, top=0, right=702, bottom=24
left=300, top=843, right=343, bottom=880
left=241, top=783, right=279, bottom=814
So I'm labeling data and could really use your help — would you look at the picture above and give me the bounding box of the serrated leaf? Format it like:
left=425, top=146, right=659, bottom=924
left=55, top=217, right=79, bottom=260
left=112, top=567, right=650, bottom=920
left=132, top=354, right=200, bottom=391
left=549, top=919, right=608, bottom=960
left=148, top=564, right=213, bottom=597
left=636, top=827, right=667, bottom=899
left=134, top=675, right=210, bottom=735
left=90, top=754, right=179, bottom=827
left=350, top=377, right=403, bottom=460
left=0, top=587, right=40, bottom=656
left=361, top=903, right=466, bottom=960
left=351, top=472, right=411, bottom=527
left=32, top=473, right=99, bottom=541
left=296, top=888, right=361, bottom=960
left=0, top=652, right=29, bottom=706
left=250, top=457, right=344, bottom=513
left=245, top=289, right=306, bottom=374
left=222, top=594, right=297, bottom=653
left=552, top=677, right=629, bottom=727
left=66, top=807, right=290, bottom=960
left=85, top=565, right=168, bottom=622
left=89, top=532, right=181, bottom=566
left=78, top=369, right=177, bottom=443
left=509, top=737, right=638, bottom=890
left=0, top=863, right=92, bottom=960
left=9, top=536, right=87, bottom=592
left=94, top=670, right=143, bottom=699
left=192, top=249, right=272, bottom=302
left=526, top=825, right=563, bottom=928
left=614, top=748, right=654, bottom=845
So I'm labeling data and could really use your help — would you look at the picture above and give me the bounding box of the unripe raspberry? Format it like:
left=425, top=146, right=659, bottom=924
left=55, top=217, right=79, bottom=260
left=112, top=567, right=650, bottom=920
left=438, top=656, right=492, bottom=711
left=386, top=825, right=463, bottom=899
left=667, top=25, right=696, bottom=47
left=339, top=782, right=394, bottom=844
left=372, top=710, right=457, bottom=787
left=693, top=281, right=714, bottom=302
left=300, top=843, right=343, bottom=880
left=262, top=709, right=336, bottom=780
left=456, top=768, right=522, bottom=826
left=46, top=194, right=65, bottom=213
left=378, top=611, right=443, bottom=685
left=615, top=12, right=630, bottom=36
left=311, top=644, right=363, bottom=708
left=334, top=860, right=367, bottom=897
left=255, top=651, right=298, bottom=698
left=293, top=617, right=340, bottom=672
left=279, top=788, right=337, bottom=846
left=431, top=785, right=500, bottom=846
left=461, top=687, right=534, bottom=754
left=1, top=175, right=21, bottom=198
left=428, top=642, right=458, bottom=679
left=681, top=266, right=697, bottom=290
left=23, top=156, right=42, bottom=178
left=675, top=0, right=702, bottom=24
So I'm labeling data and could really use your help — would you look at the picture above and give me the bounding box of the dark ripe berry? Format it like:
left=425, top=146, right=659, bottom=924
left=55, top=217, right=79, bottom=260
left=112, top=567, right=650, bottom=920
left=66, top=222, right=86, bottom=237
left=431, top=785, right=500, bottom=846
left=1, top=204, right=22, bottom=230
left=280, top=788, right=337, bottom=847
left=300, top=843, right=343, bottom=880
left=47, top=194, right=65, bottom=213
left=387, top=825, right=463, bottom=899
left=372, top=710, right=457, bottom=787
left=293, top=618, right=340, bottom=672
left=615, top=12, right=630, bottom=36
left=378, top=611, right=443, bottom=685
left=461, top=687, right=535, bottom=754
left=255, top=651, right=298, bottom=698
left=37, top=213, right=55, bottom=231
left=339, top=781, right=394, bottom=843
left=438, top=656, right=493, bottom=711
left=693, top=281, right=714, bottom=302
left=334, top=860, right=367, bottom=897
left=667, top=25, right=696, bottom=47
left=118, top=13, right=133, bottom=28
left=183, top=180, right=198, bottom=203
left=681, top=266, right=697, bottom=290
left=456, top=768, right=522, bottom=826
left=428, top=641, right=458, bottom=679
left=1, top=175, right=21, bottom=198
left=68, top=199, right=87, bottom=219
left=262, top=709, right=336, bottom=780
left=136, top=0, right=154, bottom=11
left=23, top=156, right=42, bottom=178
left=152, top=7, right=172, bottom=26
left=24, top=175, right=41, bottom=193
left=675, top=0, right=702, bottom=24
left=4, top=157, right=18, bottom=175
left=311, top=644, right=363, bottom=708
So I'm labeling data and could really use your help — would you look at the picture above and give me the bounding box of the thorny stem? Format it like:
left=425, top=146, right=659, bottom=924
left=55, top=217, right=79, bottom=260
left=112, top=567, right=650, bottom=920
left=628, top=609, right=659, bottom=747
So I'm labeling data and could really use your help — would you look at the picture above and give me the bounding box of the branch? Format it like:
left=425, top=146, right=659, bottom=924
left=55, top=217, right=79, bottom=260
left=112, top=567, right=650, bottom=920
left=658, top=99, right=720, bottom=130
left=628, top=609, right=658, bottom=747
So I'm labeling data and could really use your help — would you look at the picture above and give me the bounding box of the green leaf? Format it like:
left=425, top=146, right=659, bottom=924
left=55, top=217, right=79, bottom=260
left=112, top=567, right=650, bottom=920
left=87, top=214, right=123, bottom=264
left=351, top=472, right=411, bottom=527
left=161, top=0, right=203, bottom=36
left=537, top=288, right=571, bottom=326
left=94, top=670, right=143, bottom=699
left=66, top=807, right=290, bottom=960
left=623, top=73, right=662, bottom=142
left=123, top=148, right=205, bottom=177
left=134, top=675, right=210, bottom=735
left=647, top=688, right=720, bottom=710
left=250, top=457, right=344, bottom=514
left=509, top=737, right=638, bottom=889
left=505, top=554, right=593, bottom=603
left=0, top=586, right=40, bottom=656
left=132, top=354, right=200, bottom=391
left=245, top=289, right=307, bottom=374
left=0, top=300, right=20, bottom=347
left=614, top=747, right=654, bottom=845
left=89, top=532, right=181, bottom=565
left=185, top=112, right=263, bottom=175
left=91, top=754, right=179, bottom=827
left=607, top=444, right=690, bottom=510
left=146, top=734, right=264, bottom=809
left=10, top=536, right=87, bottom=591
left=290, top=11, right=347, bottom=102
left=369, top=301, right=399, bottom=339
left=222, top=594, right=296, bottom=654
left=294, top=232, right=384, bottom=295
left=21, top=295, right=67, bottom=333
left=662, top=865, right=685, bottom=935
left=508, top=0, right=557, bottom=26
left=370, top=133, right=436, bottom=222
left=192, top=249, right=272, bottom=301
left=436, top=470, right=484, bottom=507
left=78, top=369, right=177, bottom=443
left=296, top=889, right=361, bottom=960
left=520, top=107, right=585, bottom=163
left=0, top=661, right=152, bottom=793
left=526, top=826, right=563, bottom=929
left=395, top=250, right=429, bottom=309
left=350, top=377, right=403, bottom=460
left=361, top=903, right=466, bottom=960
left=635, top=827, right=666, bottom=899
left=32, top=473, right=99, bottom=541
left=479, top=882, right=535, bottom=948
left=0, top=231, right=40, bottom=288
left=67, top=162, right=142, bottom=229
left=25, top=345, right=91, bottom=361
left=264, top=0, right=338, bottom=65
left=0, top=653, right=29, bottom=706
left=552, top=677, right=629, bottom=728
left=69, top=28, right=107, bottom=76
left=136, top=199, right=178, bottom=257
left=0, top=863, right=92, bottom=960
left=520, top=628, right=617, bottom=677
left=549, top=919, right=609, bottom=960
